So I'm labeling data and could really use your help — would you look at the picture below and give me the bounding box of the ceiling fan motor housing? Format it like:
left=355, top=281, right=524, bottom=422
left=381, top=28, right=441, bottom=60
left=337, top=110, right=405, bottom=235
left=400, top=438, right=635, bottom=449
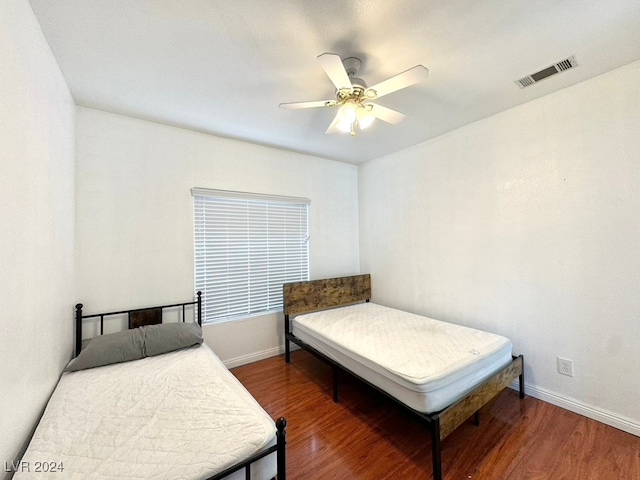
left=342, top=57, right=362, bottom=76
left=337, top=78, right=367, bottom=100
left=335, top=57, right=367, bottom=101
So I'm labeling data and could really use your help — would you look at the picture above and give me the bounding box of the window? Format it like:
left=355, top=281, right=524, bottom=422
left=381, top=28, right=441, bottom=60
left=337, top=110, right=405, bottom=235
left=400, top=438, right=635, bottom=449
left=192, top=188, right=310, bottom=324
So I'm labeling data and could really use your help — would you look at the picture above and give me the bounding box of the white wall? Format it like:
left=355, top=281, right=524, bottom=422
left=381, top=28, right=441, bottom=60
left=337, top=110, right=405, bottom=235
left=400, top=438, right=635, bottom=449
left=75, top=107, right=360, bottom=365
left=0, top=0, right=76, bottom=474
left=359, top=60, right=640, bottom=435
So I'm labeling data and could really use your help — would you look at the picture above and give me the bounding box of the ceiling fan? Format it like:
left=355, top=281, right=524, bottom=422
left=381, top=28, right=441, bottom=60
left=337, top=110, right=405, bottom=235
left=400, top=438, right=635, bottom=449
left=280, top=53, right=428, bottom=136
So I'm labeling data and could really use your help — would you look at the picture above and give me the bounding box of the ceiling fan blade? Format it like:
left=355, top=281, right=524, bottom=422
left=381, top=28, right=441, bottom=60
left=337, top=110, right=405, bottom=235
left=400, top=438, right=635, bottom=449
left=317, top=53, right=353, bottom=91
left=366, top=65, right=428, bottom=99
left=369, top=104, right=405, bottom=124
left=280, top=100, right=336, bottom=109
left=325, top=111, right=343, bottom=134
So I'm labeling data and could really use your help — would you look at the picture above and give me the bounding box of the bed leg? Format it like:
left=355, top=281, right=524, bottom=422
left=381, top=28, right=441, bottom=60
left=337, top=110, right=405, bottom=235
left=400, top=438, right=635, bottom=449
left=284, top=315, right=291, bottom=364
left=276, top=417, right=287, bottom=480
left=518, top=355, right=525, bottom=399
left=431, top=415, right=443, bottom=480
left=474, top=410, right=481, bottom=427
left=332, top=365, right=340, bottom=403
left=285, top=338, right=291, bottom=364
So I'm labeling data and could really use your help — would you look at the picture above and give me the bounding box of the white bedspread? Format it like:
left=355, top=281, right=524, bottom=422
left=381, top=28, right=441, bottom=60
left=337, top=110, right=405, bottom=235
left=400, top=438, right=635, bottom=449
left=15, top=345, right=276, bottom=479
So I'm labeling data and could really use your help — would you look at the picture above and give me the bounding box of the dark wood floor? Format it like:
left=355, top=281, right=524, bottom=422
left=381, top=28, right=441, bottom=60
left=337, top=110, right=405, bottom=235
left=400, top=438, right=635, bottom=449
left=232, top=350, right=640, bottom=479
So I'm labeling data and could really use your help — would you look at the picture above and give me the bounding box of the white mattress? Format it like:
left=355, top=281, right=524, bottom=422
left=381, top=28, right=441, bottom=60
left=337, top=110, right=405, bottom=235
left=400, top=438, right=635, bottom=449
left=16, top=344, right=277, bottom=480
left=293, top=302, right=513, bottom=413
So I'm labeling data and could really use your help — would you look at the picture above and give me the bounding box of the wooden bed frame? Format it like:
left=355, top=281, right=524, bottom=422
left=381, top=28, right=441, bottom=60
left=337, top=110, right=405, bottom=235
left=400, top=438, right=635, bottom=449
left=75, top=292, right=287, bottom=480
left=283, top=274, right=524, bottom=480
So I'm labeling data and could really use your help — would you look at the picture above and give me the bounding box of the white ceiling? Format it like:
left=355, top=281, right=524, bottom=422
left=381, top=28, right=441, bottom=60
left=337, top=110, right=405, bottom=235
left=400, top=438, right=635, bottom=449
left=29, top=0, right=640, bottom=165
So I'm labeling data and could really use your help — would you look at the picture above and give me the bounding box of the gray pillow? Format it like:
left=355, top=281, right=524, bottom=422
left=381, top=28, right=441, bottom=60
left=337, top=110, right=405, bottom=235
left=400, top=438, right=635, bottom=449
left=65, top=328, right=145, bottom=372
left=143, top=322, right=203, bottom=357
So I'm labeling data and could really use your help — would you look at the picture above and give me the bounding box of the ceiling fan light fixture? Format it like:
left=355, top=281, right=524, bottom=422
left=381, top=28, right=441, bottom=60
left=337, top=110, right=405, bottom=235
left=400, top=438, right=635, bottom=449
left=337, top=102, right=375, bottom=135
left=356, top=104, right=375, bottom=129
left=337, top=102, right=358, bottom=133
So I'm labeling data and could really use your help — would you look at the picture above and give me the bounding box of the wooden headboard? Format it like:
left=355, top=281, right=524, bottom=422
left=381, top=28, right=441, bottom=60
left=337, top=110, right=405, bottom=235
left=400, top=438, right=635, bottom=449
left=74, top=292, right=202, bottom=357
left=283, top=274, right=371, bottom=318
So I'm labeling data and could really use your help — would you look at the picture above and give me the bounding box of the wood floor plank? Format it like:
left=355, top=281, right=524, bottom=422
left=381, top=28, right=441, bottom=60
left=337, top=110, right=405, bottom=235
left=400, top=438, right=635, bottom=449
left=231, top=350, right=640, bottom=479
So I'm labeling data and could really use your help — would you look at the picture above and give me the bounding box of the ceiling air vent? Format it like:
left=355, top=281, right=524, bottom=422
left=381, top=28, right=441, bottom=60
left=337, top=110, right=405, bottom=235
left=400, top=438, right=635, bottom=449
left=515, top=55, right=578, bottom=88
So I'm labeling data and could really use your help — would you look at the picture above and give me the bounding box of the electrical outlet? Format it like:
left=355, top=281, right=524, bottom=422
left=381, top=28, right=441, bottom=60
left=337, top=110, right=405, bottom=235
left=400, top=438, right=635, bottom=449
left=557, top=357, right=574, bottom=377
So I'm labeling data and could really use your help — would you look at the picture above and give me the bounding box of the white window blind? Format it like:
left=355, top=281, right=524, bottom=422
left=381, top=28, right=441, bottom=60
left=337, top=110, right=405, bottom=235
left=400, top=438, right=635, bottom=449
left=192, top=188, right=310, bottom=324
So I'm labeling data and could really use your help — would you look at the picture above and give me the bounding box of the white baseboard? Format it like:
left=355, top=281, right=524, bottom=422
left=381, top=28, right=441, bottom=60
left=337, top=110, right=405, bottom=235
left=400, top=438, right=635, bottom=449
left=223, top=346, right=286, bottom=369
left=511, top=381, right=640, bottom=437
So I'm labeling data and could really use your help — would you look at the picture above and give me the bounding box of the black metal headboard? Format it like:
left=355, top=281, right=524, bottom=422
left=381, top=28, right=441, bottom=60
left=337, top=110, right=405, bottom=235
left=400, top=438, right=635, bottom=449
left=74, top=291, right=202, bottom=357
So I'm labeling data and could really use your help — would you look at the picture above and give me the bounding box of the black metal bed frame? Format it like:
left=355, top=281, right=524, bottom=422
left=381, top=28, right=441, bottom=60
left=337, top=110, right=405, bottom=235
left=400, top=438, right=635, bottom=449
left=282, top=275, right=524, bottom=480
left=75, top=291, right=203, bottom=357
left=74, top=291, right=287, bottom=480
